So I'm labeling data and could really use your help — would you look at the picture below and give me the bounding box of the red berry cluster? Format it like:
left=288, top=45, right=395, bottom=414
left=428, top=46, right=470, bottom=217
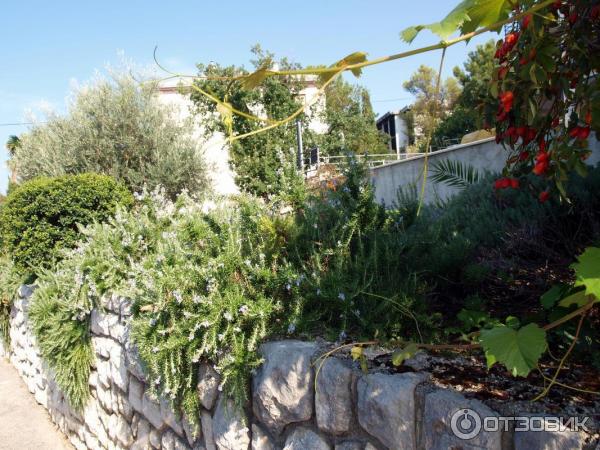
left=494, top=177, right=520, bottom=190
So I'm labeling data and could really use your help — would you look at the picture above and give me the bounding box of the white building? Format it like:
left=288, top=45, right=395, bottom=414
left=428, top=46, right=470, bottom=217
left=376, top=107, right=413, bottom=155
left=157, top=76, right=327, bottom=195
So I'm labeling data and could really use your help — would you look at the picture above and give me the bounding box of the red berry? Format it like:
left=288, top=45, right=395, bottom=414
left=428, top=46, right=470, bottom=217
left=538, top=138, right=546, bottom=153
left=522, top=14, right=532, bottom=29
left=500, top=91, right=514, bottom=113
left=585, top=110, right=592, bottom=125
left=592, top=5, right=600, bottom=21
left=519, top=151, right=530, bottom=161
left=569, top=12, right=578, bottom=24
left=539, top=190, right=550, bottom=203
left=578, top=126, right=591, bottom=140
left=551, top=117, right=560, bottom=128
left=510, top=178, right=520, bottom=189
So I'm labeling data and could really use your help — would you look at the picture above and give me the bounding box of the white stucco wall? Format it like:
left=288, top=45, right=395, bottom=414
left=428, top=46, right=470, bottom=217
left=371, top=135, right=600, bottom=207
left=157, top=80, right=239, bottom=196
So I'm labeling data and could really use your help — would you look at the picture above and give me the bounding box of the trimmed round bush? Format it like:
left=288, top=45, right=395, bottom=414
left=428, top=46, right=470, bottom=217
left=0, top=173, right=133, bottom=274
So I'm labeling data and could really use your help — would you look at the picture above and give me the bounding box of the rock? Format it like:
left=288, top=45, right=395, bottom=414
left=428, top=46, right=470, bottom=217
left=251, top=424, right=274, bottom=450
left=422, top=389, right=502, bottom=450
left=150, top=429, right=161, bottom=449
left=197, top=363, right=221, bottom=410
left=96, top=383, right=113, bottom=413
left=115, top=388, right=134, bottom=422
left=202, top=409, right=216, bottom=450
left=129, top=376, right=144, bottom=413
left=82, top=400, right=103, bottom=438
left=316, top=358, right=354, bottom=434
left=115, top=414, right=135, bottom=448
left=213, top=397, right=250, bottom=450
left=252, top=341, right=318, bottom=435
left=162, top=429, right=189, bottom=450
left=282, top=427, right=331, bottom=450
left=109, top=343, right=129, bottom=392
left=514, top=421, right=586, bottom=450
left=183, top=414, right=202, bottom=447
left=356, top=372, right=429, bottom=450
left=142, top=393, right=164, bottom=430
left=136, top=416, right=151, bottom=441
left=93, top=336, right=117, bottom=360
left=96, top=359, right=112, bottom=389
left=160, top=396, right=184, bottom=437
left=125, top=340, right=147, bottom=382
left=334, top=441, right=363, bottom=450
left=18, top=284, right=35, bottom=299
left=90, top=310, right=120, bottom=337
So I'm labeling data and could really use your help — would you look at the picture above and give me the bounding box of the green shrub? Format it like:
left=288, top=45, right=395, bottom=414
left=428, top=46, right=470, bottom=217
left=12, top=72, right=209, bottom=199
left=0, top=255, right=22, bottom=345
left=0, top=173, right=133, bottom=275
left=31, top=190, right=302, bottom=415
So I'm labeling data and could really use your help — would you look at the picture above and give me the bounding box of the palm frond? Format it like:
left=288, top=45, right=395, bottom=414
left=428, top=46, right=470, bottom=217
left=430, top=159, right=481, bottom=189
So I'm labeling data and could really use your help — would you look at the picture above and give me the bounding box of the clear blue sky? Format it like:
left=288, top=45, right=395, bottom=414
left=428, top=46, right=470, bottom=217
left=0, top=0, right=494, bottom=194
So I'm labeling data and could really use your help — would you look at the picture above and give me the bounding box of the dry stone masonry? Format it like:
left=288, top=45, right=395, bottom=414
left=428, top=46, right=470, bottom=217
left=1, top=285, right=592, bottom=450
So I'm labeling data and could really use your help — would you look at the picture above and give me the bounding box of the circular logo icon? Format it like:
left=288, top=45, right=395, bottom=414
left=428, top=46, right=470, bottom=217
left=451, top=408, right=482, bottom=440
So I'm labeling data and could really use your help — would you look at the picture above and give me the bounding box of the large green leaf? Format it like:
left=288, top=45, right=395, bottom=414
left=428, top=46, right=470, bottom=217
left=480, top=323, right=547, bottom=377
left=571, top=247, right=600, bottom=300
left=401, top=0, right=511, bottom=43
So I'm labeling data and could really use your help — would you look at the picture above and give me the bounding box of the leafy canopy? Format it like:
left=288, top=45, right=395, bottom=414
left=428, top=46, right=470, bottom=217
left=11, top=71, right=209, bottom=199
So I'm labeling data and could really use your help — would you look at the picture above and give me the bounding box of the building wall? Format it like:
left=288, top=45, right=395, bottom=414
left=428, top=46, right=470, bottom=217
left=157, top=76, right=328, bottom=197
left=371, top=136, right=600, bottom=207
left=157, top=82, right=239, bottom=196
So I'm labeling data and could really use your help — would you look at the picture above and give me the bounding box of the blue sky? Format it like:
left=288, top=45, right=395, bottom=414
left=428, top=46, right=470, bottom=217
left=0, top=0, right=494, bottom=194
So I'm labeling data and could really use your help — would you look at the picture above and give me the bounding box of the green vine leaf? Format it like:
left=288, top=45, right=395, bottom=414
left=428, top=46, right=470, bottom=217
left=480, top=323, right=547, bottom=377
left=333, top=51, right=368, bottom=78
left=571, top=247, right=600, bottom=300
left=400, top=0, right=511, bottom=43
left=392, top=342, right=419, bottom=366
left=558, top=290, right=589, bottom=308
left=241, top=66, right=270, bottom=90
left=540, top=284, right=567, bottom=309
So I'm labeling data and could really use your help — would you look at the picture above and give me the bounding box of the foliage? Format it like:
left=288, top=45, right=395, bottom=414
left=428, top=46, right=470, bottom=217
left=403, top=65, right=461, bottom=148
left=0, top=255, right=22, bottom=345
left=401, top=0, right=514, bottom=43
left=191, top=45, right=309, bottom=198
left=480, top=322, right=547, bottom=376
left=430, top=159, right=482, bottom=188
left=480, top=245, right=599, bottom=377
left=317, top=76, right=388, bottom=156
left=491, top=1, right=600, bottom=199
left=432, top=40, right=497, bottom=144
left=31, top=189, right=304, bottom=417
left=11, top=72, right=209, bottom=199
left=0, top=174, right=133, bottom=276
left=29, top=261, right=94, bottom=411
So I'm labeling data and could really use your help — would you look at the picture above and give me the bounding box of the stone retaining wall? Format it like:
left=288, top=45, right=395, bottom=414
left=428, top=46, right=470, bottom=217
left=1, top=285, right=592, bottom=450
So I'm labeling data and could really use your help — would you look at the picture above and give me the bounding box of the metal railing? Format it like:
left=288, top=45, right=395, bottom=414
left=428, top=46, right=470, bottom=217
left=317, top=152, right=425, bottom=168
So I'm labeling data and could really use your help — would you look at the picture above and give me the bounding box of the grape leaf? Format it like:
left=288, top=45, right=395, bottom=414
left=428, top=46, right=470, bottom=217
left=571, top=247, right=600, bottom=300
left=480, top=323, right=547, bottom=377
left=333, top=51, right=368, bottom=78
left=400, top=0, right=511, bottom=43
left=241, top=66, right=270, bottom=90
left=540, top=284, right=566, bottom=309
left=558, top=290, right=589, bottom=308
left=392, top=342, right=419, bottom=366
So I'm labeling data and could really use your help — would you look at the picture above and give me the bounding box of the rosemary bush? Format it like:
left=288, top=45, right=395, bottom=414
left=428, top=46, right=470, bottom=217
left=30, top=189, right=303, bottom=416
